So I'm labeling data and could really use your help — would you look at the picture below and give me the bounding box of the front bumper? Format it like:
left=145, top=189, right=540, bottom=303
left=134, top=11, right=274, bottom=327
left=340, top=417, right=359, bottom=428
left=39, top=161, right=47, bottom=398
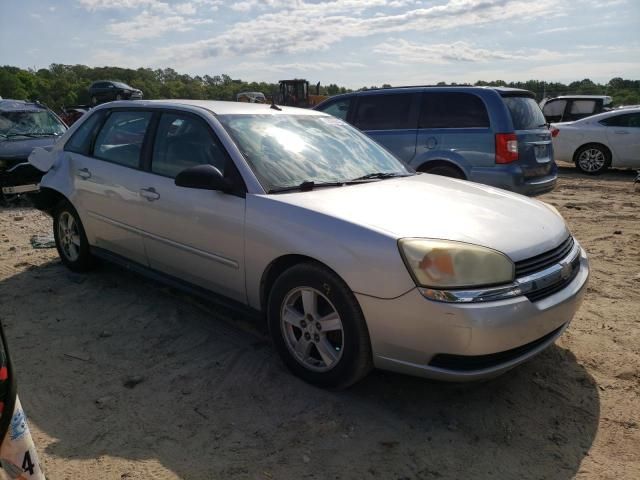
left=356, top=247, right=589, bottom=381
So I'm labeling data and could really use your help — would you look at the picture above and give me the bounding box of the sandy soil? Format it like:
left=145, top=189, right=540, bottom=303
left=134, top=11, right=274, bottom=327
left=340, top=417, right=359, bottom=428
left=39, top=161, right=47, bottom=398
left=0, top=167, right=638, bottom=479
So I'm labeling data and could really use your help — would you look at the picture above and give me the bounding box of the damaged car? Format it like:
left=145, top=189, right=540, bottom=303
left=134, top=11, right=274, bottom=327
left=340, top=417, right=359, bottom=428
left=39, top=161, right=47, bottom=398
left=0, top=99, right=66, bottom=202
left=28, top=100, right=589, bottom=388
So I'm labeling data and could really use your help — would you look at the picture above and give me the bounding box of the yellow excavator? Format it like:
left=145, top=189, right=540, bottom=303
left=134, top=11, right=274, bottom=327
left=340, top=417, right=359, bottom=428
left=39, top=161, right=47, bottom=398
left=277, top=79, right=327, bottom=108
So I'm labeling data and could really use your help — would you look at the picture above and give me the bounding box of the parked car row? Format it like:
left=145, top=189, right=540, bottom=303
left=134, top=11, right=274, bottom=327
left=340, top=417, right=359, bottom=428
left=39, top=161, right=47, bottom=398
left=26, top=99, right=589, bottom=388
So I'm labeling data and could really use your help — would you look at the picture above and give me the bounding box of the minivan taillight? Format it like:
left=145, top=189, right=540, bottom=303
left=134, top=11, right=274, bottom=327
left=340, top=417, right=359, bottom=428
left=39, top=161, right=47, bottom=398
left=550, top=127, right=560, bottom=137
left=495, top=133, right=519, bottom=164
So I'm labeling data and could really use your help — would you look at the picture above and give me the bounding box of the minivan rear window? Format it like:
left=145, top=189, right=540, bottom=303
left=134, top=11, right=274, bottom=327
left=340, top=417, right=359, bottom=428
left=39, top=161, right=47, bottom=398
left=419, top=93, right=489, bottom=129
left=503, top=96, right=547, bottom=130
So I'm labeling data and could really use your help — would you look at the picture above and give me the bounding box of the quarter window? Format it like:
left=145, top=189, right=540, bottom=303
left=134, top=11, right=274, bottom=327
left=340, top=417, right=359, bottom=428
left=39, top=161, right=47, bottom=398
left=93, top=110, right=151, bottom=168
left=354, top=94, right=414, bottom=130
left=570, top=100, right=597, bottom=115
left=419, top=93, right=489, bottom=128
left=151, top=113, right=228, bottom=178
left=65, top=110, right=105, bottom=155
left=318, top=99, right=351, bottom=121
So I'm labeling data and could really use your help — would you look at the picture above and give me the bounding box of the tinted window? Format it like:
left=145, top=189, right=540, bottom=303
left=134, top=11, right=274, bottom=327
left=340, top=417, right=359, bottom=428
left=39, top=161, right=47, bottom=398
left=65, top=110, right=105, bottom=155
left=93, top=110, right=151, bottom=168
left=218, top=114, right=411, bottom=192
left=318, top=98, right=351, bottom=121
left=600, top=113, right=640, bottom=127
left=503, top=96, right=547, bottom=130
left=419, top=92, right=489, bottom=128
left=152, top=113, right=228, bottom=178
left=542, top=100, right=566, bottom=117
left=570, top=100, right=597, bottom=115
left=354, top=94, right=414, bottom=130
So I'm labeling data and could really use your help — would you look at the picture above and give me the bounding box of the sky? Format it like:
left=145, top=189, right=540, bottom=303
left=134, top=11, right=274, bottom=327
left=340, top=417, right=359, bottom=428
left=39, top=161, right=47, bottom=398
left=1, top=0, right=639, bottom=88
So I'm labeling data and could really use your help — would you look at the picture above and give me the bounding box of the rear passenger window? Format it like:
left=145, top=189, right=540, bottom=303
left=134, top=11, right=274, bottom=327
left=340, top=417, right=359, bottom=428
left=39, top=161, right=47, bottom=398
left=600, top=113, right=640, bottom=128
left=152, top=113, right=228, bottom=178
left=354, top=94, right=414, bottom=130
left=419, top=93, right=489, bottom=128
left=93, top=111, right=151, bottom=168
left=64, top=110, right=105, bottom=155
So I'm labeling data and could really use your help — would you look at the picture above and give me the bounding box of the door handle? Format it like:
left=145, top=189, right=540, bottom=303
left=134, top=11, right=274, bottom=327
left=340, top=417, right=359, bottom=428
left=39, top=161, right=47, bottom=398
left=139, top=187, right=160, bottom=201
left=76, top=168, right=91, bottom=179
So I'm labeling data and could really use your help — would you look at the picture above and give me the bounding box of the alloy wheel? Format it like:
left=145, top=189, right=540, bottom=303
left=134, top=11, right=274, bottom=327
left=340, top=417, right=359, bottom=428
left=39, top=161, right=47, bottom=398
left=578, top=148, right=606, bottom=172
left=280, top=287, right=344, bottom=372
left=57, top=211, right=81, bottom=262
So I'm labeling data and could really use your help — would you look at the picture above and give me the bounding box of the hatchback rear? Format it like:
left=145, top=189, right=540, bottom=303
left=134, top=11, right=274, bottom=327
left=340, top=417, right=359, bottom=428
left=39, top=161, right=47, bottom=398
left=314, top=86, right=556, bottom=196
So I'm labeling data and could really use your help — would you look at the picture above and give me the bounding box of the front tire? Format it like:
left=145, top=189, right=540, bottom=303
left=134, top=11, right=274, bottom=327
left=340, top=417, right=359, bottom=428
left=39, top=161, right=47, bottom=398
left=53, top=201, right=94, bottom=272
left=267, top=263, right=373, bottom=389
left=574, top=144, right=611, bottom=175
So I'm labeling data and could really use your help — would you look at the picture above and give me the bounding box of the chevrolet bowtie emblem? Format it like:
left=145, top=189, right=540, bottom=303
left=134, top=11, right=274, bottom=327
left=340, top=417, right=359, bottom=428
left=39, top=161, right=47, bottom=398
left=560, top=261, right=573, bottom=280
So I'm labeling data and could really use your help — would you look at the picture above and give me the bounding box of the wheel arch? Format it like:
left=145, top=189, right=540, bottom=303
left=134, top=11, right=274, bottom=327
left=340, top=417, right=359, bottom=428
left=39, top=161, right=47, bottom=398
left=416, top=159, right=467, bottom=179
left=259, top=254, right=348, bottom=313
left=572, top=142, right=612, bottom=164
left=32, top=187, right=70, bottom=216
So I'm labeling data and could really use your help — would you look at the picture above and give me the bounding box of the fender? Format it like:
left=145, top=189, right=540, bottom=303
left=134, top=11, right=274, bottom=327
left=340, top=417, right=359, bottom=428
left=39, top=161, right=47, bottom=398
left=410, top=149, right=474, bottom=177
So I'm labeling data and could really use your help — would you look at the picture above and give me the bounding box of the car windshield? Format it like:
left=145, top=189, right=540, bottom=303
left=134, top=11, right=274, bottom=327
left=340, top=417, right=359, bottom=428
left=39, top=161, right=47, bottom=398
left=218, top=114, right=411, bottom=192
left=0, top=110, right=66, bottom=139
left=113, top=82, right=133, bottom=89
left=503, top=96, right=547, bottom=130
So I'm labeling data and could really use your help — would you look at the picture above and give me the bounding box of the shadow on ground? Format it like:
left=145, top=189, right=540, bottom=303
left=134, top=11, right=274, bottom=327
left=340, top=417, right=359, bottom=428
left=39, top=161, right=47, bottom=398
left=0, top=260, right=599, bottom=479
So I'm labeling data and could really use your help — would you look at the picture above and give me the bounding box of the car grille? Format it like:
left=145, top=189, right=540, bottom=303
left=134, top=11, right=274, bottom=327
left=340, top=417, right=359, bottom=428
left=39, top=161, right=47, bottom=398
left=428, top=324, right=565, bottom=371
left=514, top=236, right=574, bottom=278
left=524, top=254, right=581, bottom=303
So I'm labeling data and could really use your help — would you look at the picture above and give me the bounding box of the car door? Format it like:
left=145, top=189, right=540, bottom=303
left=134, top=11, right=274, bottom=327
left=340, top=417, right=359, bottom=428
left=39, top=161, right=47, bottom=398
left=135, top=111, right=247, bottom=302
left=352, top=92, right=419, bottom=163
left=603, top=113, right=640, bottom=166
left=66, top=108, right=152, bottom=265
left=416, top=92, right=494, bottom=169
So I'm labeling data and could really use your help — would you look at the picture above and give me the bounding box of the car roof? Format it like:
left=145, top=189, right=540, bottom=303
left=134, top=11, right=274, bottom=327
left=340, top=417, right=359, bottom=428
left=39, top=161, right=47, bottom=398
left=0, top=99, right=49, bottom=112
left=93, top=99, right=326, bottom=116
left=551, top=95, right=612, bottom=102
left=317, top=85, right=533, bottom=101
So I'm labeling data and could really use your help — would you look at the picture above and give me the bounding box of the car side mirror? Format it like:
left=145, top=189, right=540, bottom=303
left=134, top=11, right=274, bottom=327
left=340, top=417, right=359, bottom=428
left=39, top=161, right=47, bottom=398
left=175, top=164, right=232, bottom=192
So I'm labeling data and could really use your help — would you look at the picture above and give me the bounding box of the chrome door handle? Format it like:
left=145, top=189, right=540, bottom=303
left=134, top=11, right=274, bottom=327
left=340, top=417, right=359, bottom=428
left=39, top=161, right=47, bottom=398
left=140, top=187, right=160, bottom=201
left=77, top=168, right=91, bottom=179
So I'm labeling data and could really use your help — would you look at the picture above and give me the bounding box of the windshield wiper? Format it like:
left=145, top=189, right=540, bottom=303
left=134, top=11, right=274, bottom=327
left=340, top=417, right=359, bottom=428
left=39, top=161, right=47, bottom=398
left=2, top=133, right=57, bottom=139
left=350, top=172, right=413, bottom=182
left=268, top=180, right=346, bottom=194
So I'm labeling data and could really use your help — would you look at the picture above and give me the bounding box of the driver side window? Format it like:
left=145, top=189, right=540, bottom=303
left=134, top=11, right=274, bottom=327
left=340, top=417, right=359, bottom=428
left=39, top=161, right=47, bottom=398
left=151, top=113, right=228, bottom=178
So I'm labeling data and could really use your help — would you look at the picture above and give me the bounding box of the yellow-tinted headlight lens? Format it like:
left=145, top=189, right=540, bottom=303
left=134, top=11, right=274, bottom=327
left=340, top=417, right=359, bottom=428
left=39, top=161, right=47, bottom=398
left=399, top=239, right=514, bottom=289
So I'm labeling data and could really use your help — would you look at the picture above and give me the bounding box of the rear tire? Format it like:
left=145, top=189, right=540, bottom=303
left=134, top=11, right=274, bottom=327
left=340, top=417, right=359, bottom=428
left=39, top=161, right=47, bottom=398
left=53, top=201, right=94, bottom=272
left=267, top=263, right=373, bottom=389
left=574, top=144, right=611, bottom=175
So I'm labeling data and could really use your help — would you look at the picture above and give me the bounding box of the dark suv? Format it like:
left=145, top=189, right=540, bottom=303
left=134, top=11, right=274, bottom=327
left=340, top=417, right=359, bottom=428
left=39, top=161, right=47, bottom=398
left=88, top=80, right=143, bottom=105
left=0, top=99, right=67, bottom=201
left=314, top=86, right=556, bottom=196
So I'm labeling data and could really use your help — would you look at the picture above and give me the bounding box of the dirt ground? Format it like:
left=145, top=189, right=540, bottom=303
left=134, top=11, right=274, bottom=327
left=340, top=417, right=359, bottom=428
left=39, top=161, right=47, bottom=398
left=0, top=167, right=638, bottom=480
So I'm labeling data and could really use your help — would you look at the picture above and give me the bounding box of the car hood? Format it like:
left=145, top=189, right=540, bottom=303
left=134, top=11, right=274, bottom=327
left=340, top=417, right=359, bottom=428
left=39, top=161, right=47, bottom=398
left=267, top=174, right=569, bottom=262
left=0, top=137, right=58, bottom=161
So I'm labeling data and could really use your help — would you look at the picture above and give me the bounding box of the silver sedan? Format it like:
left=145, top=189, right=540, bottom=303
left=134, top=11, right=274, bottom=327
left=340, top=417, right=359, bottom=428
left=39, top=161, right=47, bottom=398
left=29, top=100, right=589, bottom=388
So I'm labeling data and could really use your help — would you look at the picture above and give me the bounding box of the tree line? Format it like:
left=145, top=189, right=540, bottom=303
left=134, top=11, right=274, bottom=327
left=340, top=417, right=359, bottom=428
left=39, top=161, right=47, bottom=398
left=0, top=64, right=638, bottom=112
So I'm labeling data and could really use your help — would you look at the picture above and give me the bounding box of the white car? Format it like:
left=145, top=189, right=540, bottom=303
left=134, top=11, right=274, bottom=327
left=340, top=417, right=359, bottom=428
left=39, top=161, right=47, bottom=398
left=551, top=107, right=640, bottom=174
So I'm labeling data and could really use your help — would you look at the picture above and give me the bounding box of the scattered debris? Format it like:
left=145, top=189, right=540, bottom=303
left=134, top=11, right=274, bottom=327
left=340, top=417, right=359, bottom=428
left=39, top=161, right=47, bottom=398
left=302, top=454, right=310, bottom=464
left=13, top=216, right=24, bottom=221
left=30, top=235, right=56, bottom=249
left=98, top=330, right=113, bottom=338
left=613, top=230, right=622, bottom=235
left=63, top=352, right=91, bottom=362
left=95, top=395, right=115, bottom=410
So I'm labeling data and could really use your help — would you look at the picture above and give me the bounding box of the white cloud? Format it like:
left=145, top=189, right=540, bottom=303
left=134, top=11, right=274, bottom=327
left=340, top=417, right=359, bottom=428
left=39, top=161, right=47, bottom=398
left=157, top=0, right=559, bottom=66
left=107, top=12, right=213, bottom=41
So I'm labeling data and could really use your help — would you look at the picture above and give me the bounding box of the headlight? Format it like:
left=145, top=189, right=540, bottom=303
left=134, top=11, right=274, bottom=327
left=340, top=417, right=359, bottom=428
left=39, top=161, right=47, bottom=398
left=398, top=239, right=514, bottom=289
